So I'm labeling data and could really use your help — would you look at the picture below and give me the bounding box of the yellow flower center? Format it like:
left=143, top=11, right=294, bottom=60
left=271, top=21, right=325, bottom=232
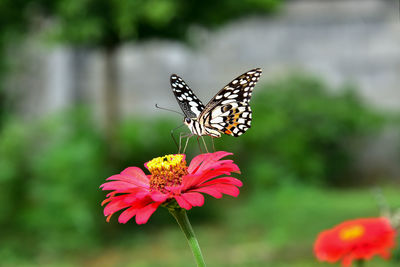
left=339, top=225, right=365, bottom=241
left=148, top=154, right=188, bottom=192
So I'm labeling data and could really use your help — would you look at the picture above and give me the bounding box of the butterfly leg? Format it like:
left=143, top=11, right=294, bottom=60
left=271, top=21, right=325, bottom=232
left=178, top=132, right=184, bottom=153
left=171, top=124, right=185, bottom=152
left=171, top=130, right=179, bottom=151
left=201, top=136, right=209, bottom=153
left=211, top=137, right=216, bottom=152
left=196, top=137, right=203, bottom=153
left=179, top=132, right=188, bottom=153
left=182, top=134, right=192, bottom=154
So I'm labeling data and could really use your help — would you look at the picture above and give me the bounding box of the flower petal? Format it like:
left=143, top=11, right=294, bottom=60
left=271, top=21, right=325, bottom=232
left=181, top=174, right=201, bottom=190
left=187, top=153, right=209, bottom=174
left=121, top=167, right=149, bottom=182
left=199, top=184, right=240, bottom=197
left=195, top=151, right=233, bottom=173
left=150, top=191, right=168, bottom=202
left=174, top=195, right=193, bottom=210
left=200, top=177, right=243, bottom=187
left=100, top=181, right=138, bottom=191
left=135, top=202, right=162, bottom=224
left=192, top=187, right=223, bottom=199
left=181, top=192, right=204, bottom=207
left=118, top=206, right=138, bottom=224
left=104, top=199, right=131, bottom=216
left=104, top=169, right=150, bottom=189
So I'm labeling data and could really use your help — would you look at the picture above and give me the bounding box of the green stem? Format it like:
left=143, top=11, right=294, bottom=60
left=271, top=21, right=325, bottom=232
left=357, top=259, right=365, bottom=267
left=169, top=208, right=206, bottom=267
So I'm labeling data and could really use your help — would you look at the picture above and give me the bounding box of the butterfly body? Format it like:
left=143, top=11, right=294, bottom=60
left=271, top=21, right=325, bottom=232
left=184, top=117, right=221, bottom=138
left=171, top=68, right=262, bottom=138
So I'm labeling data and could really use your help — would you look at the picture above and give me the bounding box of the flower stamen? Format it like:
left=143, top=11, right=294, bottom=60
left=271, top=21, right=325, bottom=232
left=339, top=225, right=365, bottom=241
left=148, top=154, right=188, bottom=192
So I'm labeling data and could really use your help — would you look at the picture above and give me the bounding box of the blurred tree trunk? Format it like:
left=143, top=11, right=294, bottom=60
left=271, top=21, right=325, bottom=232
left=102, top=47, right=119, bottom=145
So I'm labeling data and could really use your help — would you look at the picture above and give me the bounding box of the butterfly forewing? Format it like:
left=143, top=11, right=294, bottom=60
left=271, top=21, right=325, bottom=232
left=200, top=68, right=262, bottom=137
left=170, top=74, right=205, bottom=118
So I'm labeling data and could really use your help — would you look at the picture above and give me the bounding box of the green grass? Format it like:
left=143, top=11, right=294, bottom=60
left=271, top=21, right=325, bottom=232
left=4, top=185, right=400, bottom=267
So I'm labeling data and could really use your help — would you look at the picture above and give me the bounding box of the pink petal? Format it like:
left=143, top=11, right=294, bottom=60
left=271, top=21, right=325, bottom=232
left=210, top=162, right=240, bottom=174
left=150, top=191, right=168, bottom=202
left=181, top=174, right=201, bottom=190
left=105, top=172, right=149, bottom=188
left=121, top=167, right=149, bottom=181
left=199, top=177, right=243, bottom=187
left=196, top=151, right=233, bottom=173
left=181, top=192, right=204, bottom=207
left=199, top=184, right=240, bottom=197
left=104, top=199, right=131, bottom=216
left=135, top=202, right=161, bottom=224
left=188, top=153, right=209, bottom=174
left=174, top=195, right=193, bottom=210
left=182, top=169, right=241, bottom=190
left=192, top=187, right=223, bottom=199
left=122, top=190, right=151, bottom=202
left=118, top=206, right=138, bottom=224
left=100, top=181, right=138, bottom=191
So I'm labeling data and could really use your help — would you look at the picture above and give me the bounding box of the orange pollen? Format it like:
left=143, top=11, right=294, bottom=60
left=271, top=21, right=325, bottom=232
left=339, top=225, right=365, bottom=241
left=147, top=154, right=188, bottom=193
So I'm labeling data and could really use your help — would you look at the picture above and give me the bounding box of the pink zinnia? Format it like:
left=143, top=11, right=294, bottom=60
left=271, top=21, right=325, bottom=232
left=101, top=151, right=242, bottom=224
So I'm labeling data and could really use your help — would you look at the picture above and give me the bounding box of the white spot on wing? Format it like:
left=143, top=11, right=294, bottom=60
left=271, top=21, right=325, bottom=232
left=212, top=109, right=223, bottom=117
left=211, top=117, right=224, bottom=123
left=221, top=99, right=235, bottom=105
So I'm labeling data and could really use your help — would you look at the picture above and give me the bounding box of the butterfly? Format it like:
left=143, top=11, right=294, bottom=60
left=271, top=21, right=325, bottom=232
left=170, top=68, right=262, bottom=138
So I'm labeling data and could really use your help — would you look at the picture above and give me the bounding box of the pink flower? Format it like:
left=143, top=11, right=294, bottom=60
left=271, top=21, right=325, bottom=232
left=100, top=151, right=242, bottom=224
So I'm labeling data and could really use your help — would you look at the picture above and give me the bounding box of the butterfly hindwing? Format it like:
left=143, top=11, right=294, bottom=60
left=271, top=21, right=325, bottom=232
left=170, top=74, right=205, bottom=118
left=205, top=103, right=252, bottom=137
left=200, top=68, right=262, bottom=137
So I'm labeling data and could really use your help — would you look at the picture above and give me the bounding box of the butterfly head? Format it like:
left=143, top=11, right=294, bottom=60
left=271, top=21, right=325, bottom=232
left=184, top=117, right=193, bottom=127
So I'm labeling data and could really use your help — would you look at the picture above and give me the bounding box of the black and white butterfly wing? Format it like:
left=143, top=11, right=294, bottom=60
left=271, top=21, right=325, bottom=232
left=170, top=74, right=205, bottom=118
left=200, top=68, right=262, bottom=137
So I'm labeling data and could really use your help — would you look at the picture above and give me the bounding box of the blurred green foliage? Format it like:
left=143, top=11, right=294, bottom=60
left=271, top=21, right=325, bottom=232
left=241, top=75, right=384, bottom=187
left=0, top=0, right=280, bottom=49
left=0, top=75, right=392, bottom=263
left=50, top=0, right=280, bottom=47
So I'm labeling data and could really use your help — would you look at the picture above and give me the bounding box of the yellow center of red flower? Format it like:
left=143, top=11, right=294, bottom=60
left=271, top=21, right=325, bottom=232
left=339, top=224, right=365, bottom=241
left=147, top=154, right=188, bottom=192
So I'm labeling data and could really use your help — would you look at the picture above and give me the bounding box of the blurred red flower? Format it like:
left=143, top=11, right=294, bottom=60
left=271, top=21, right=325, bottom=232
left=314, top=217, right=397, bottom=266
left=101, top=151, right=242, bottom=224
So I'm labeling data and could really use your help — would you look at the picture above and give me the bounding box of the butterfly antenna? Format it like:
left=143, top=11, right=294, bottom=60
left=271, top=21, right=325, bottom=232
left=155, top=104, right=184, bottom=116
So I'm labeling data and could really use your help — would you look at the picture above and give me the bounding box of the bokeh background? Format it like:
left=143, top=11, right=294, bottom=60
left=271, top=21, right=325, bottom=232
left=1, top=0, right=400, bottom=266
